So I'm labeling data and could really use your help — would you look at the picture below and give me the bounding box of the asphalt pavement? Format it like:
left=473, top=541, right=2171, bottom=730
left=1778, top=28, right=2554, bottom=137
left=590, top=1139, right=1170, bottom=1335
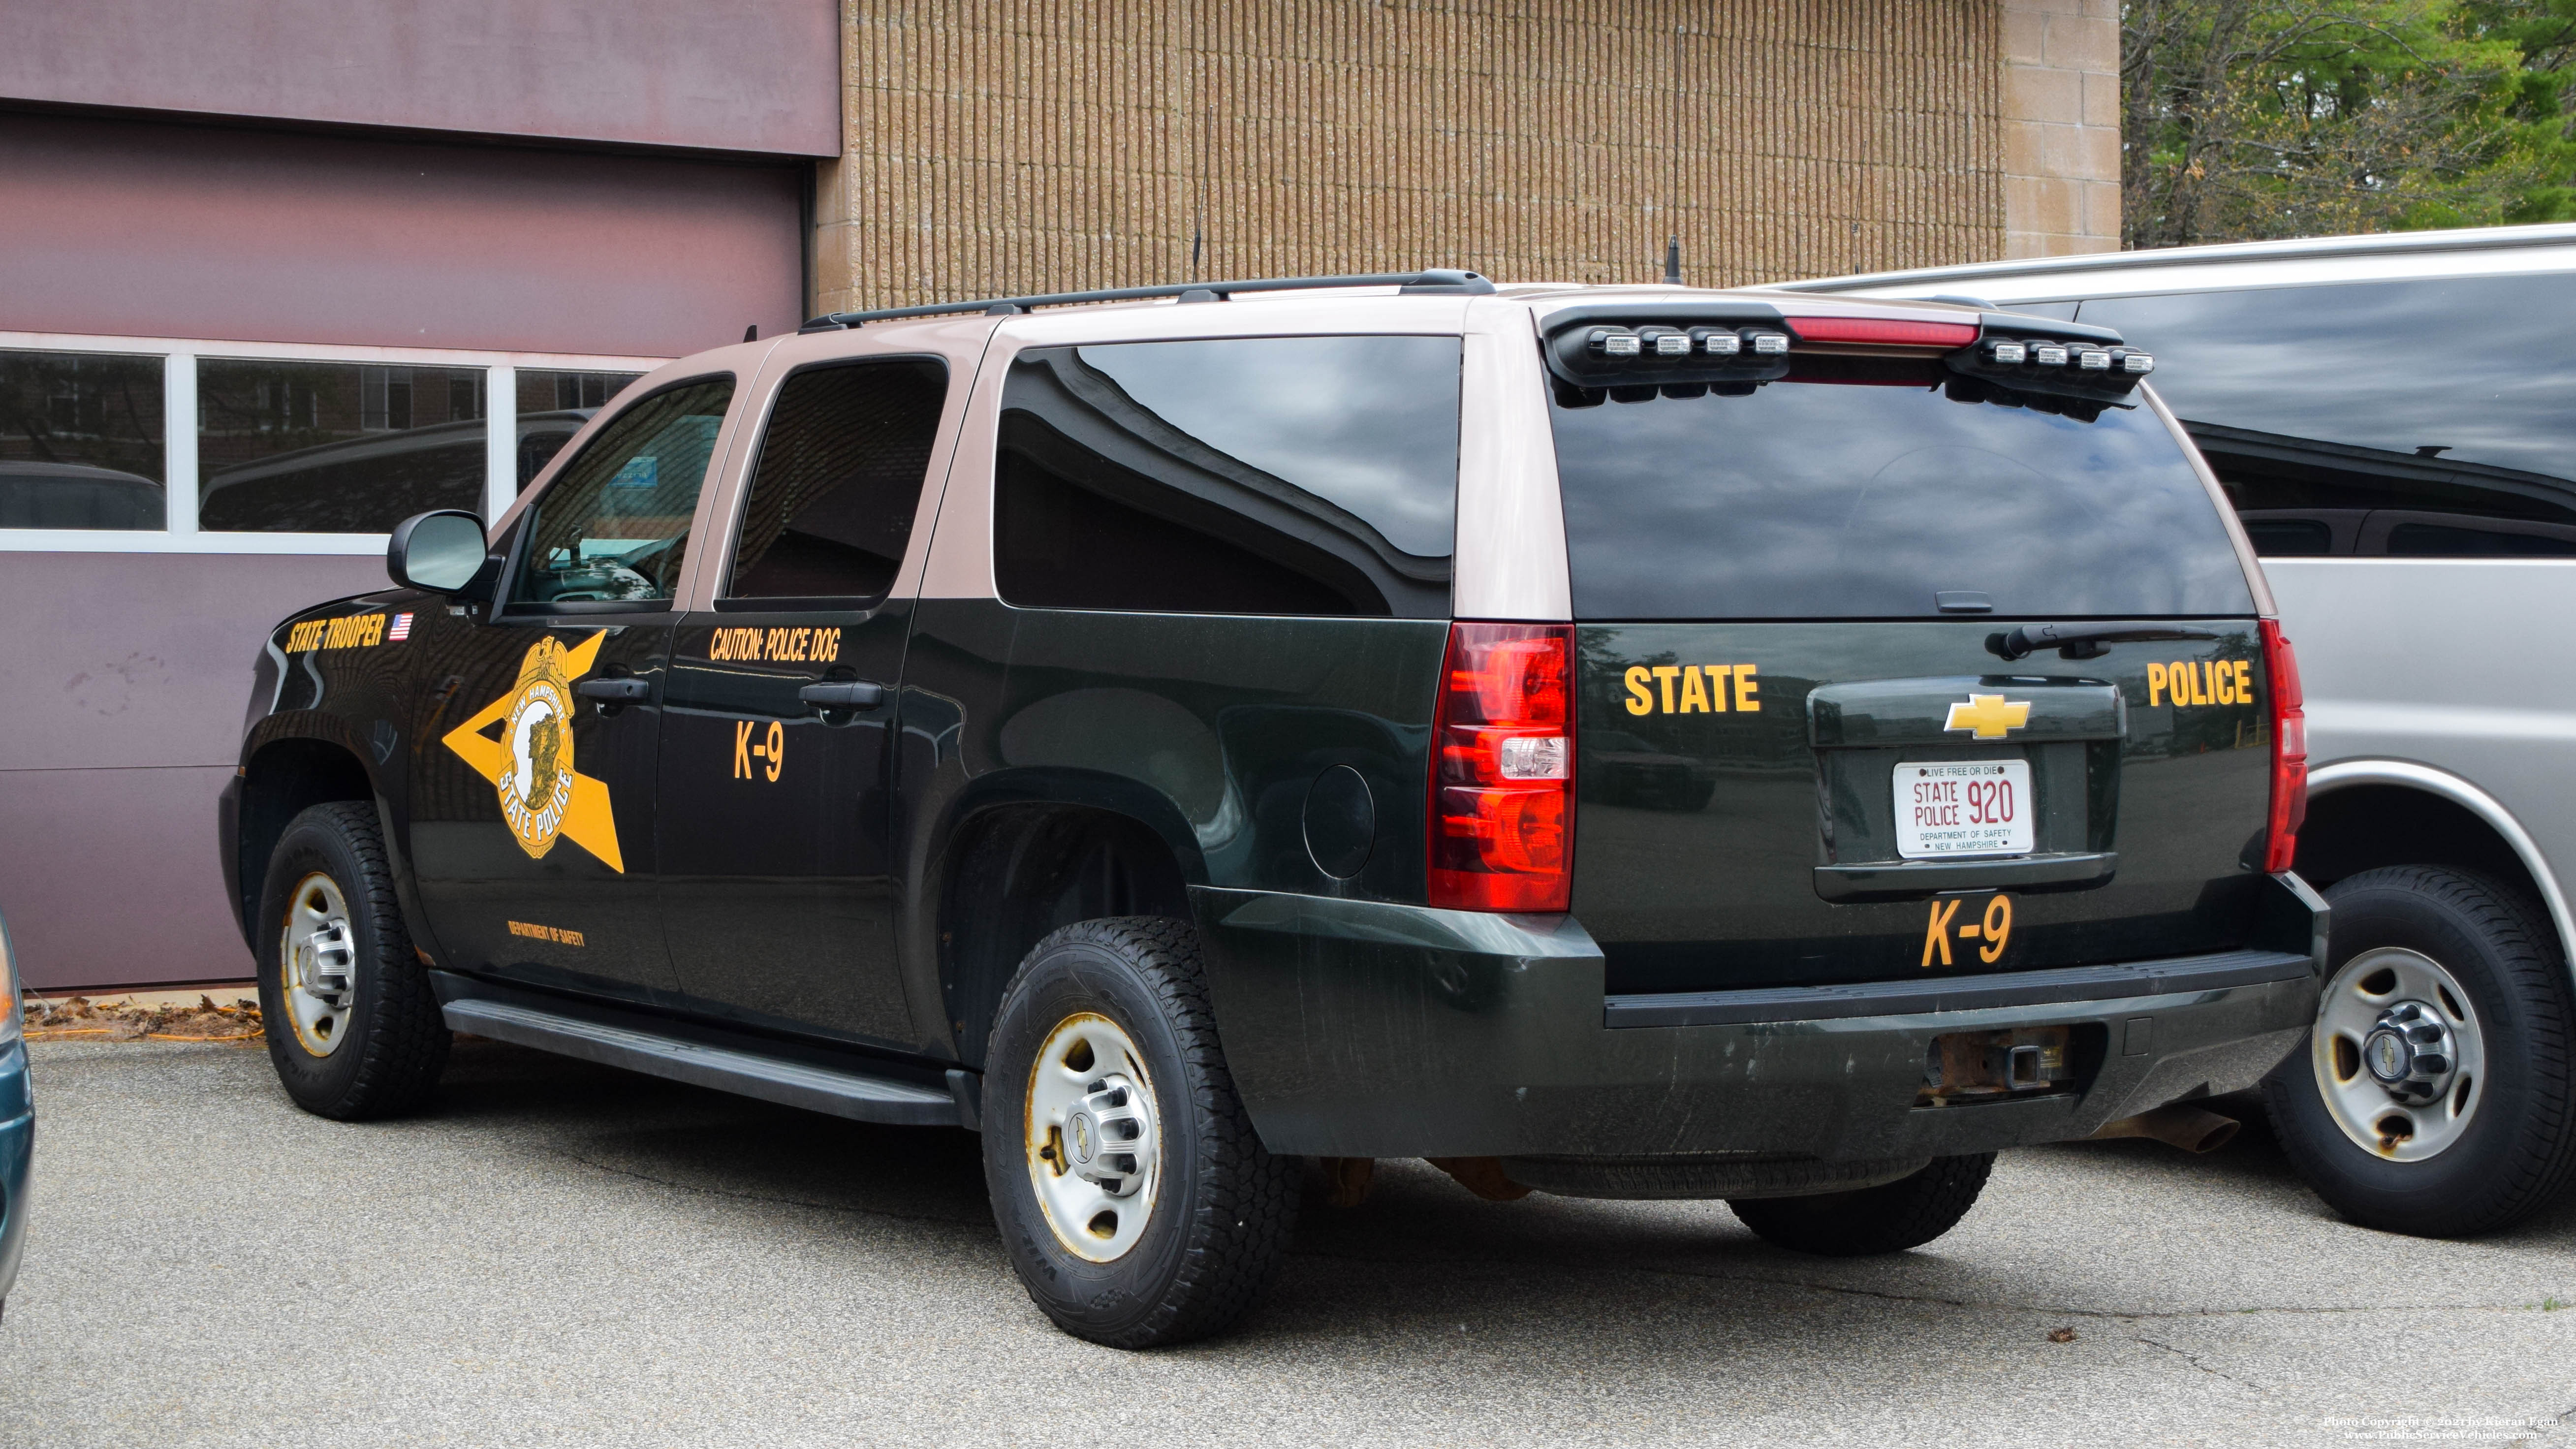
left=4, top=1035, right=2574, bottom=1447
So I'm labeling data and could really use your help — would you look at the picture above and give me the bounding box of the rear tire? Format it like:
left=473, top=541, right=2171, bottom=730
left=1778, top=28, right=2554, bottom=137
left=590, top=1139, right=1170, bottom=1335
left=2263, top=866, right=2576, bottom=1237
left=1728, top=1153, right=1993, bottom=1256
left=255, top=801, right=449, bottom=1120
left=981, top=917, right=1298, bottom=1348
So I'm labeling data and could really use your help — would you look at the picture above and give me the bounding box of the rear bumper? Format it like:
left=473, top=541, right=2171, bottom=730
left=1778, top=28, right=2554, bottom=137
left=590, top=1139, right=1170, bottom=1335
left=1193, top=875, right=2325, bottom=1161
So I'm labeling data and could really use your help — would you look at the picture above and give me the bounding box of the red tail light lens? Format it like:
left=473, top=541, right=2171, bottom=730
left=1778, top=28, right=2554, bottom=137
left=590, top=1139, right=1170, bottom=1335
left=2261, top=619, right=2308, bottom=874
left=1429, top=621, right=1575, bottom=912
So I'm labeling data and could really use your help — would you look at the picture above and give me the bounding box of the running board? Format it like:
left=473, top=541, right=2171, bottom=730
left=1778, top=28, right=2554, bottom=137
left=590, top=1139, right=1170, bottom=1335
left=441, top=998, right=961, bottom=1127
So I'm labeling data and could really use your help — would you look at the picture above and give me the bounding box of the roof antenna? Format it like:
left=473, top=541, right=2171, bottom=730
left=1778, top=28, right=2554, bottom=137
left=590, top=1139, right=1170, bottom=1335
left=743, top=324, right=757, bottom=343
left=1664, top=236, right=1683, bottom=287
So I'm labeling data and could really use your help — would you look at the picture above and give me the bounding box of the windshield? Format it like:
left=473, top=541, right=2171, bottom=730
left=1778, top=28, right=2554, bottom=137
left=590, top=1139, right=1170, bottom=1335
left=1549, top=356, right=2256, bottom=620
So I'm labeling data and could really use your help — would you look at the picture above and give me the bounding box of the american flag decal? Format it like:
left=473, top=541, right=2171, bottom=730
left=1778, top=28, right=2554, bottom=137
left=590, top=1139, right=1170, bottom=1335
left=388, top=613, right=413, bottom=641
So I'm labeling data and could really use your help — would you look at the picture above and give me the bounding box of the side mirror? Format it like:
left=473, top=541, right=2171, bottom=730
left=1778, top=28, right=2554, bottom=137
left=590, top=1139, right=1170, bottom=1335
left=387, top=510, right=490, bottom=595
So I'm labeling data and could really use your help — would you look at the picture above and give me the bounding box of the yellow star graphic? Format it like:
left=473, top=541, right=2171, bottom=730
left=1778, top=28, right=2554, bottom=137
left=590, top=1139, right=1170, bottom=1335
left=1944, top=693, right=2032, bottom=740
left=440, top=632, right=626, bottom=873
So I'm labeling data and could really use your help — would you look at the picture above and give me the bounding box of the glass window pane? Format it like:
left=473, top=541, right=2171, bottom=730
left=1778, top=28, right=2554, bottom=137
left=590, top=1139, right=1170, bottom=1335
left=726, top=358, right=947, bottom=603
left=1549, top=357, right=2254, bottom=620
left=515, top=369, right=645, bottom=489
left=198, top=360, right=486, bottom=533
left=993, top=335, right=1460, bottom=617
left=509, top=377, right=733, bottom=606
left=2081, top=277, right=2576, bottom=557
left=0, top=349, right=165, bottom=530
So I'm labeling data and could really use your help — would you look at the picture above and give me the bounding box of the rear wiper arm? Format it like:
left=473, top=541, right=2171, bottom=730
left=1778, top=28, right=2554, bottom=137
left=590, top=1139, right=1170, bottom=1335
left=1986, top=622, right=2222, bottom=662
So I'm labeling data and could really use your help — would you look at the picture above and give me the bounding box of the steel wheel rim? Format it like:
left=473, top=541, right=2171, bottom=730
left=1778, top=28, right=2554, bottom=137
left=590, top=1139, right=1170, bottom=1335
left=1024, top=1011, right=1162, bottom=1263
left=2311, top=946, right=2485, bottom=1162
left=279, top=871, right=357, bottom=1058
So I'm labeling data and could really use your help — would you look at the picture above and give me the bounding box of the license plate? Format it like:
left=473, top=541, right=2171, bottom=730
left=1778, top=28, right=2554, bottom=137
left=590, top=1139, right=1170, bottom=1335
left=1896, top=760, right=2033, bottom=859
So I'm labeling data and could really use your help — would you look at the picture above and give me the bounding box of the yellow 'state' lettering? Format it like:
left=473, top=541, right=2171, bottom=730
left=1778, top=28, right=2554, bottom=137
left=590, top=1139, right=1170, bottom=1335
left=1625, top=662, right=1759, bottom=716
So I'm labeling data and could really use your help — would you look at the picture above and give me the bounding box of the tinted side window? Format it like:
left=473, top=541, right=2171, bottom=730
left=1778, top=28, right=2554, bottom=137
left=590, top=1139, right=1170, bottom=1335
left=993, top=335, right=1460, bottom=618
left=508, top=377, right=733, bottom=607
left=2082, top=276, right=2576, bottom=557
left=725, top=358, right=947, bottom=604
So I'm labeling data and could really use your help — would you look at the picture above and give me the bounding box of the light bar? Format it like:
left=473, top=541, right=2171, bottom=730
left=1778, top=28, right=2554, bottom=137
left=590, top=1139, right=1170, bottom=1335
left=1691, top=327, right=1742, bottom=356
left=2075, top=347, right=2111, bottom=371
left=1785, top=316, right=1980, bottom=348
left=2030, top=342, right=2070, bottom=367
left=1588, top=328, right=1642, bottom=357
left=1983, top=339, right=2026, bottom=365
left=2120, top=351, right=2154, bottom=374
left=1745, top=328, right=1791, bottom=355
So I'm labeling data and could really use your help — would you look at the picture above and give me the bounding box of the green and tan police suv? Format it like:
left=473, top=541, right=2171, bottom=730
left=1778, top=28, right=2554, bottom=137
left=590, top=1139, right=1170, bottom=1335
left=220, top=270, right=2325, bottom=1347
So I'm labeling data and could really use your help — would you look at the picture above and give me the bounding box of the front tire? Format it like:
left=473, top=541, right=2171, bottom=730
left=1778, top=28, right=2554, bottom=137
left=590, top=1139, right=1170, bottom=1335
left=981, top=917, right=1298, bottom=1348
left=255, top=801, right=450, bottom=1120
left=2263, top=866, right=2576, bottom=1237
left=1728, top=1154, right=1993, bottom=1256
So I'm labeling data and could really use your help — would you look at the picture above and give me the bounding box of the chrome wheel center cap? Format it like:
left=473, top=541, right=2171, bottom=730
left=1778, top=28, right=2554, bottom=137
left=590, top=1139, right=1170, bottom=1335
left=2364, top=1001, right=2455, bottom=1105
left=1068, top=1111, right=1097, bottom=1166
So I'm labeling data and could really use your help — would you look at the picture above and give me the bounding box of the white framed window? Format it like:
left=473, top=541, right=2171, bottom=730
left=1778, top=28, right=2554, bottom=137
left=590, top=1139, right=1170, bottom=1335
left=0, top=332, right=666, bottom=553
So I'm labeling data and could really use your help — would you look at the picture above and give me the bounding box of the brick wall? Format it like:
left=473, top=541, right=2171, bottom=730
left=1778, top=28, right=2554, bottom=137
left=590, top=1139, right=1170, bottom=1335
left=1998, top=0, right=2120, bottom=256
left=819, top=0, right=2108, bottom=313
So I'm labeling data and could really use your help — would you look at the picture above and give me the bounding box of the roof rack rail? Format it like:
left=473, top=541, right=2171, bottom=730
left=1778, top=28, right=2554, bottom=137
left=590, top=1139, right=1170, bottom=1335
left=799, top=269, right=1496, bottom=332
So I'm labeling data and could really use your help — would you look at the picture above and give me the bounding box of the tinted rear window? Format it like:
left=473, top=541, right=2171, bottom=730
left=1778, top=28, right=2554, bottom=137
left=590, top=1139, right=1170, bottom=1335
left=2081, top=275, right=2576, bottom=558
left=1551, top=357, right=2255, bottom=620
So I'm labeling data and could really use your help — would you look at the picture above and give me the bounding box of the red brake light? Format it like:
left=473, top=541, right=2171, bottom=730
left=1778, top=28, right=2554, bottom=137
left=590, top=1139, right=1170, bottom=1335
left=1429, top=621, right=1574, bottom=912
left=1783, top=316, right=1980, bottom=348
left=2261, top=619, right=2307, bottom=874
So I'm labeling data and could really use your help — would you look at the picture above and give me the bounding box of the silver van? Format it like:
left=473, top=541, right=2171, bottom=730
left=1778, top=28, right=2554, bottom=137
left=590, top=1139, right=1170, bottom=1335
left=1777, top=225, right=2576, bottom=1237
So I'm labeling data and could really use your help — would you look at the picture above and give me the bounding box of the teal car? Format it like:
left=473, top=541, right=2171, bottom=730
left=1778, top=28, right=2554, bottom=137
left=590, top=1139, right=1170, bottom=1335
left=220, top=270, right=2324, bottom=1347
left=0, top=908, right=29, bottom=1320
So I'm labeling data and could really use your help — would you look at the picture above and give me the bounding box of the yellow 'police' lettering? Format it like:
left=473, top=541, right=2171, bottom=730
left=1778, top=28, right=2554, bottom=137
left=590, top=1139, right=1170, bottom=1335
left=1624, top=666, right=1653, bottom=716
left=2146, top=662, right=2167, bottom=706
left=2148, top=658, right=2260, bottom=714
left=2235, top=659, right=2253, bottom=702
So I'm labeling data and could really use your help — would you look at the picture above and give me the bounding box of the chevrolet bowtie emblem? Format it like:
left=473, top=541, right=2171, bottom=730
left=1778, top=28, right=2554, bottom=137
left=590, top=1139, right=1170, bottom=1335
left=1944, top=693, right=2033, bottom=740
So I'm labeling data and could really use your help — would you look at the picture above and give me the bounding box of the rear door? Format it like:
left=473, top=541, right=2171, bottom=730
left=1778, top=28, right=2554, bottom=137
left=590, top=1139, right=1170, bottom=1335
left=1548, top=339, right=2272, bottom=996
left=658, top=356, right=950, bottom=1043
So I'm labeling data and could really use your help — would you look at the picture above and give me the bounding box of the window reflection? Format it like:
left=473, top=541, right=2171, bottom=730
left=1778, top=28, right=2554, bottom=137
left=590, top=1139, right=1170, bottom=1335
left=515, top=370, right=643, bottom=489
left=994, top=336, right=1460, bottom=617
left=0, top=349, right=165, bottom=530
left=198, top=360, right=486, bottom=533
left=2082, top=276, right=2576, bottom=557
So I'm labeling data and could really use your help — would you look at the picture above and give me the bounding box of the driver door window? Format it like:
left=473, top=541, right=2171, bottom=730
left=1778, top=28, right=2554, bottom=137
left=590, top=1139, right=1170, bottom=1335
left=509, top=377, right=735, bottom=608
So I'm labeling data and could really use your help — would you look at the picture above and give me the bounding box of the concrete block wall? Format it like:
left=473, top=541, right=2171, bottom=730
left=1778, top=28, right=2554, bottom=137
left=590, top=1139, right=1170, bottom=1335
left=817, top=0, right=2036, bottom=309
left=1998, top=0, right=2121, bottom=256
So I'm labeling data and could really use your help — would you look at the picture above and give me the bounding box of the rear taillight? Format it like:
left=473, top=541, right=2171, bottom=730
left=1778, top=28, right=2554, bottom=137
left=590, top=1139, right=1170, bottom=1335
left=1429, top=621, right=1575, bottom=912
left=2261, top=619, right=2308, bottom=873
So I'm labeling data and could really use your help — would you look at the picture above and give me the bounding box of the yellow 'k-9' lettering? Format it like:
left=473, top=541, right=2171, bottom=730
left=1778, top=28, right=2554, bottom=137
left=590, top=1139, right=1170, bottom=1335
left=1623, top=662, right=1760, bottom=715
